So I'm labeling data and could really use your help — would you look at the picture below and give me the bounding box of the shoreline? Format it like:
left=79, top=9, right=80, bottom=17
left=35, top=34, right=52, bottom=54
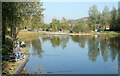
left=2, top=47, right=29, bottom=75
left=13, top=47, right=29, bottom=74
left=13, top=55, right=29, bottom=74
left=37, top=31, right=120, bottom=36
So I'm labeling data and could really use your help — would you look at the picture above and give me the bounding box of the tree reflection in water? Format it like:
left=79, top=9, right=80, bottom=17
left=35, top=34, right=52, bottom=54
left=31, top=35, right=120, bottom=73
left=71, top=35, right=88, bottom=48
left=87, top=36, right=100, bottom=62
left=31, top=38, right=43, bottom=57
left=32, top=35, right=120, bottom=62
left=39, top=35, right=120, bottom=63
left=41, top=35, right=69, bottom=49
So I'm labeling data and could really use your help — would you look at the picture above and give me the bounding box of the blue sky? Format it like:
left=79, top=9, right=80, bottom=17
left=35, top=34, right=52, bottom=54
left=42, top=2, right=118, bottom=24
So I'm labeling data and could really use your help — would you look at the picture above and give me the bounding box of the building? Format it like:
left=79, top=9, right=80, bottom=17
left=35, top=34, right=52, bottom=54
left=96, top=24, right=102, bottom=29
left=95, top=24, right=110, bottom=31
left=104, top=25, right=110, bottom=31
left=95, top=24, right=102, bottom=32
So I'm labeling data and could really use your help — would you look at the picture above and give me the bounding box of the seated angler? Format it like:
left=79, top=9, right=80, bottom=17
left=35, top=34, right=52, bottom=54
left=21, top=41, right=26, bottom=48
left=13, top=47, right=22, bottom=61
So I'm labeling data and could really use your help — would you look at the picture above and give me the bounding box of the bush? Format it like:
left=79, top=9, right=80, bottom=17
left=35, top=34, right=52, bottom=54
left=2, top=38, right=13, bottom=55
left=72, top=20, right=90, bottom=33
left=2, top=70, right=10, bottom=75
left=73, top=25, right=82, bottom=33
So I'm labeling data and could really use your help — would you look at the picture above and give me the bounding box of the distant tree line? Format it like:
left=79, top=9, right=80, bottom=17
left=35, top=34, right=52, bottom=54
left=44, top=4, right=120, bottom=33
left=40, top=17, right=69, bottom=32
left=88, top=5, right=120, bottom=31
left=40, top=17, right=90, bottom=33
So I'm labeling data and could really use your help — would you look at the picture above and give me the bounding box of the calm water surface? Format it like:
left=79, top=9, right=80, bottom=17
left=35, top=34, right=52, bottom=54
left=22, top=35, right=120, bottom=74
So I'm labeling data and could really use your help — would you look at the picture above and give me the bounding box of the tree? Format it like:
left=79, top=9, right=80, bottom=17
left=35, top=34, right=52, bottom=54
left=2, top=2, right=44, bottom=48
left=111, top=6, right=118, bottom=30
left=30, top=2, right=44, bottom=29
left=2, top=2, right=24, bottom=46
left=41, top=24, right=50, bottom=31
left=61, top=17, right=69, bottom=31
left=98, top=11, right=102, bottom=24
left=73, top=19, right=88, bottom=33
left=101, top=6, right=111, bottom=27
left=88, top=5, right=99, bottom=30
left=118, top=3, right=120, bottom=31
left=50, top=18, right=61, bottom=31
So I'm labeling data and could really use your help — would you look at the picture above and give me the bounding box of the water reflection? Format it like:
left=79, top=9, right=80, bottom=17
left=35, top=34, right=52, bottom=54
left=27, top=35, right=120, bottom=74
left=87, top=36, right=100, bottom=62
left=41, top=35, right=69, bottom=49
left=71, top=35, right=88, bottom=48
left=31, top=35, right=120, bottom=62
left=30, top=38, right=43, bottom=57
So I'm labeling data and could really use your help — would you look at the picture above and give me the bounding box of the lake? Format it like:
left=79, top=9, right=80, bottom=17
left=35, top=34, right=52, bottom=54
left=21, top=35, right=120, bottom=74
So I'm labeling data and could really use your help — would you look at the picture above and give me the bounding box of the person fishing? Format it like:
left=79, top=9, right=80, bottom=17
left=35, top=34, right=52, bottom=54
left=21, top=41, right=26, bottom=48
left=13, top=47, right=22, bottom=61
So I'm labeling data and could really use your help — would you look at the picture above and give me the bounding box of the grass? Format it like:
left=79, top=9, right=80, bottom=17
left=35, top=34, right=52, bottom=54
left=17, top=31, right=44, bottom=55
left=92, top=31, right=120, bottom=35
left=24, top=46, right=29, bottom=55
left=17, top=31, right=44, bottom=45
left=2, top=70, right=10, bottom=75
left=99, top=31, right=120, bottom=34
left=18, top=31, right=43, bottom=41
left=17, top=31, right=44, bottom=56
left=9, top=67, right=15, bottom=70
left=12, top=63, right=17, bottom=66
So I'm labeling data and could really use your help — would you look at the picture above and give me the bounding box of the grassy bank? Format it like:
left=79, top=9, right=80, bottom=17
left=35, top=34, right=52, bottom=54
left=37, top=31, right=120, bottom=36
left=2, top=31, right=43, bottom=75
left=18, top=31, right=43, bottom=41
left=2, top=46, right=29, bottom=75
left=17, top=31, right=44, bottom=45
left=98, top=31, right=120, bottom=34
left=17, top=31, right=43, bottom=55
left=2, top=48, right=29, bottom=75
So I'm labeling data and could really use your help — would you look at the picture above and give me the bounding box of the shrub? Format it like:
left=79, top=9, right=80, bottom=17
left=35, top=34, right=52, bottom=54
left=72, top=20, right=89, bottom=33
